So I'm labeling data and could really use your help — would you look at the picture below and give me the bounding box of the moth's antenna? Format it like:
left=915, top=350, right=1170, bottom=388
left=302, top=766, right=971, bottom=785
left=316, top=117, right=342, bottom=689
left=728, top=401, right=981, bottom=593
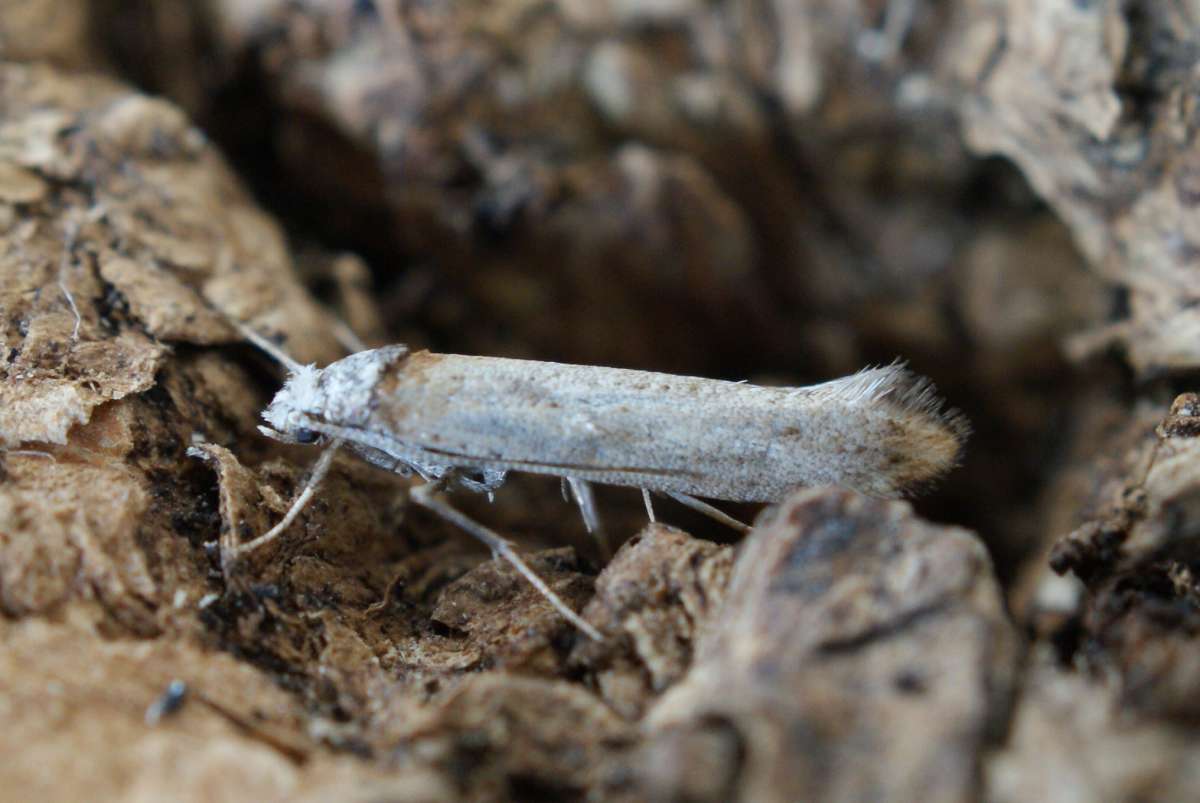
left=331, top=318, right=368, bottom=355
left=233, top=321, right=307, bottom=374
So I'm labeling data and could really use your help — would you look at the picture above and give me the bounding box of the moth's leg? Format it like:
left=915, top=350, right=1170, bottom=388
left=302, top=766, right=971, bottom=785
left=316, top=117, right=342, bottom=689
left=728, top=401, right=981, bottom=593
left=665, top=491, right=752, bottom=534
left=566, top=477, right=612, bottom=559
left=642, top=489, right=657, bottom=523
left=408, top=481, right=603, bottom=641
left=567, top=478, right=600, bottom=533
left=226, top=439, right=344, bottom=567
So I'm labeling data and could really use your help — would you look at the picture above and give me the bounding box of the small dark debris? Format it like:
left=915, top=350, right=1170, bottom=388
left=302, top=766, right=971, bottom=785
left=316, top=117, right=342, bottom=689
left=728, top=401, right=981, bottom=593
left=144, top=679, right=188, bottom=725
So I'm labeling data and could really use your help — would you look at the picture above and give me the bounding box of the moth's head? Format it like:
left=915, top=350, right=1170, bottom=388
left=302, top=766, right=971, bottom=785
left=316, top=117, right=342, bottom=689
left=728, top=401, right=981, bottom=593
left=256, top=345, right=409, bottom=446
left=260, top=364, right=330, bottom=446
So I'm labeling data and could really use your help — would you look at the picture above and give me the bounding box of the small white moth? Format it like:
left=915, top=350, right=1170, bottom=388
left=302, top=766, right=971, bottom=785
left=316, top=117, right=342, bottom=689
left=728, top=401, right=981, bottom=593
left=231, top=328, right=968, bottom=640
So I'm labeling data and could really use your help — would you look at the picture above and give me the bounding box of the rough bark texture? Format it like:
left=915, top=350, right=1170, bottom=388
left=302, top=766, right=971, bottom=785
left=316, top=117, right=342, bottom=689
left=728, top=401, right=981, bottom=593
left=643, top=489, right=1016, bottom=803
left=4, top=1, right=1200, bottom=801
left=951, top=0, right=1200, bottom=376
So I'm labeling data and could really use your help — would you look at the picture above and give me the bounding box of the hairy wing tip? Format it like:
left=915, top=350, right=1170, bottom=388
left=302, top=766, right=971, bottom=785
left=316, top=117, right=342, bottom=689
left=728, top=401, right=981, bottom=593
left=868, top=365, right=971, bottom=496
left=796, top=363, right=969, bottom=498
left=882, top=367, right=970, bottom=438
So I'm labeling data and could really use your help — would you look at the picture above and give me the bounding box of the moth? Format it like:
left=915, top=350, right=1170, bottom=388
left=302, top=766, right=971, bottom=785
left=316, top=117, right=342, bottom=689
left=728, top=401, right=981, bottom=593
left=227, top=328, right=968, bottom=639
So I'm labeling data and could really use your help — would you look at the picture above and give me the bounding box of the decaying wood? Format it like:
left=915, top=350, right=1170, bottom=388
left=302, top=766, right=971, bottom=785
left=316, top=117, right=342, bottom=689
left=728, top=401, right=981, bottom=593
left=986, top=659, right=1200, bottom=803
left=0, top=66, right=1017, bottom=790
left=1041, top=394, right=1200, bottom=718
left=77, top=0, right=1121, bottom=611
left=0, top=0, right=99, bottom=70
left=952, top=0, right=1200, bottom=375
left=571, top=524, right=733, bottom=719
left=6, top=2, right=1200, bottom=801
left=97, top=0, right=1106, bottom=382
left=640, top=489, right=1016, bottom=803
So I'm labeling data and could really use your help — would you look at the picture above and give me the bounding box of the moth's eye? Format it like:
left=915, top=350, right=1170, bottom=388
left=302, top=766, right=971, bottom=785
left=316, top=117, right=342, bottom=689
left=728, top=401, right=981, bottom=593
left=294, top=428, right=320, bottom=444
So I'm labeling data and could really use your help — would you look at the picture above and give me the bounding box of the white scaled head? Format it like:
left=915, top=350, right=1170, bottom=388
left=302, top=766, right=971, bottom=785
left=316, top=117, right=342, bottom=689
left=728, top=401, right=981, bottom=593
left=259, top=345, right=408, bottom=444
left=261, top=363, right=327, bottom=443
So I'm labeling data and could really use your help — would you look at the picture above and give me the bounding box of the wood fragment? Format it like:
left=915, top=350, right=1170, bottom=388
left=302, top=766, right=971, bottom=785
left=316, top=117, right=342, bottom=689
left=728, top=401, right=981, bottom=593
left=642, top=488, right=1017, bottom=803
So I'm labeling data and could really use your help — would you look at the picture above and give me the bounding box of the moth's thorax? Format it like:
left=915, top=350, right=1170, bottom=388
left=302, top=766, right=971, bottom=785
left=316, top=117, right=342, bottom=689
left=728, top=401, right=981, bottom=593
left=262, top=345, right=408, bottom=437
